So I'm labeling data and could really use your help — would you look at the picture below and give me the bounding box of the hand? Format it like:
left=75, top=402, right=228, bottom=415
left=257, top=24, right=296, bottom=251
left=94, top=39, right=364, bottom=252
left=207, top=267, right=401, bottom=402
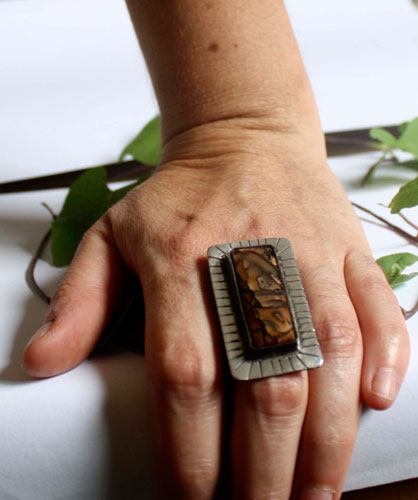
left=23, top=124, right=410, bottom=499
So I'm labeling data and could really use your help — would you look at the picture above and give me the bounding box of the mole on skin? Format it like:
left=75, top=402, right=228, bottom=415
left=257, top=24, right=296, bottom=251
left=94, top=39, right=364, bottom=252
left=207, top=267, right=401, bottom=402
left=208, top=42, right=219, bottom=52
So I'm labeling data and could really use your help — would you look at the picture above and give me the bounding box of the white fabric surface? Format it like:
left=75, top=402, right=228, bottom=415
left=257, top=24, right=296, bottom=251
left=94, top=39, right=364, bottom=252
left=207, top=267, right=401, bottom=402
left=0, top=1, right=417, bottom=498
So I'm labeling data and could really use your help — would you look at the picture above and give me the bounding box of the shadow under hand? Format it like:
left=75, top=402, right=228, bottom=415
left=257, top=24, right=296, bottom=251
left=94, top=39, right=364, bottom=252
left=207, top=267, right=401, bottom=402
left=89, top=288, right=158, bottom=499
left=0, top=210, right=62, bottom=383
left=93, top=352, right=158, bottom=500
left=0, top=208, right=158, bottom=497
left=0, top=276, right=57, bottom=384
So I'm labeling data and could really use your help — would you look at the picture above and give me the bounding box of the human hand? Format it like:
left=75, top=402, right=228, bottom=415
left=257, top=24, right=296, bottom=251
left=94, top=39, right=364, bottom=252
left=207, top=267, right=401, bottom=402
left=23, top=122, right=410, bottom=499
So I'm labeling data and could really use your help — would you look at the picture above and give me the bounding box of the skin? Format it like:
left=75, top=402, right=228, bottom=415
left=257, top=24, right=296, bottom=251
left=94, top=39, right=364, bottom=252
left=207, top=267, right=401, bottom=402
left=23, top=1, right=410, bottom=498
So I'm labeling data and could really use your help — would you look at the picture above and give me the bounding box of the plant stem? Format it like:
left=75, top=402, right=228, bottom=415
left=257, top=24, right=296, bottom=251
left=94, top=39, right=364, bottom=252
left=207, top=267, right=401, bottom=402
left=25, top=228, right=52, bottom=305
left=41, top=202, right=57, bottom=219
left=352, top=202, right=418, bottom=320
left=402, top=301, right=418, bottom=320
left=351, top=202, right=418, bottom=245
left=361, top=150, right=389, bottom=186
left=398, top=211, right=418, bottom=233
left=25, top=202, right=58, bottom=304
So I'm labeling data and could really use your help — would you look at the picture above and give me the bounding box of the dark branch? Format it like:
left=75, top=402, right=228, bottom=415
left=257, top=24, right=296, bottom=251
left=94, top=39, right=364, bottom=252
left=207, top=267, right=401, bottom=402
left=351, top=202, right=418, bottom=245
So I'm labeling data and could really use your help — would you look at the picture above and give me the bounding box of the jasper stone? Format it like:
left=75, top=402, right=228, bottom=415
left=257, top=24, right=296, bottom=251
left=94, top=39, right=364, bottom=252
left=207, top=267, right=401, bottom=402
left=231, top=246, right=296, bottom=350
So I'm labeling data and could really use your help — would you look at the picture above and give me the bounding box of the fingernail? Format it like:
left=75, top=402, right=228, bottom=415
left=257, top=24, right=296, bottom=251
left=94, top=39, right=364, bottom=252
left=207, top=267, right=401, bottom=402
left=300, top=487, right=335, bottom=500
left=25, top=321, right=54, bottom=349
left=372, top=368, right=398, bottom=400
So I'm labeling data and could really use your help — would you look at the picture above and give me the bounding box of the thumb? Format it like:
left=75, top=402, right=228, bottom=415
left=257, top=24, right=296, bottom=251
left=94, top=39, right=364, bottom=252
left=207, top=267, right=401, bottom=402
left=23, top=221, right=126, bottom=378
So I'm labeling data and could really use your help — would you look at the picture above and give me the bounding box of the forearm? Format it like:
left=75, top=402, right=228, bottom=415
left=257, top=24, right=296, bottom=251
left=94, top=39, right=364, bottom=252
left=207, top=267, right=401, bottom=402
left=126, top=0, right=323, bottom=148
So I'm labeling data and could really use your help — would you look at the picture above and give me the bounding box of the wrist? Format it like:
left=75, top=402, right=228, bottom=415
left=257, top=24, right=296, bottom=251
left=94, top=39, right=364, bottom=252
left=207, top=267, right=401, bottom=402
left=160, top=110, right=327, bottom=174
left=127, top=0, right=323, bottom=147
left=160, top=73, right=322, bottom=142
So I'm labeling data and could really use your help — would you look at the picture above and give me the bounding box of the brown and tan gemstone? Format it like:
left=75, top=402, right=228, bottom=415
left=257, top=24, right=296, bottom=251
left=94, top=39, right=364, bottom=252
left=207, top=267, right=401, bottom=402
left=231, top=246, right=296, bottom=349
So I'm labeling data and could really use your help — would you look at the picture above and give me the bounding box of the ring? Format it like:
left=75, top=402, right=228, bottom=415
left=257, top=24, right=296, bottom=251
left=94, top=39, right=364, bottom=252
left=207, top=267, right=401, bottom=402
left=207, top=238, right=323, bottom=380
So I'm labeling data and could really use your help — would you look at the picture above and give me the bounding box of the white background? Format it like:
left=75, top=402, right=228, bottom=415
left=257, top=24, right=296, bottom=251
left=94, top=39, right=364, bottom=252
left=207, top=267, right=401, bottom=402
left=0, top=1, right=418, bottom=498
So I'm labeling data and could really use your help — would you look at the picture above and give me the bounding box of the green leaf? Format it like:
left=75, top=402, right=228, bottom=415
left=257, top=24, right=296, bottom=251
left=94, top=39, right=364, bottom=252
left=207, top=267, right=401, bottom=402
left=51, top=167, right=139, bottom=267
left=376, top=252, right=418, bottom=288
left=51, top=168, right=109, bottom=267
left=389, top=271, right=418, bottom=288
left=369, top=119, right=418, bottom=158
left=398, top=121, right=410, bottom=136
left=119, top=116, right=162, bottom=165
left=377, top=252, right=418, bottom=276
left=397, top=117, right=418, bottom=158
left=389, top=176, right=418, bottom=213
left=369, top=127, right=399, bottom=150
left=58, top=167, right=109, bottom=220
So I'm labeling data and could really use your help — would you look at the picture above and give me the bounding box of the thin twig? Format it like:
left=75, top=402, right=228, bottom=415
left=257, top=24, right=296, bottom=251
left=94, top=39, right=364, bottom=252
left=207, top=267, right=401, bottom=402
left=41, top=202, right=57, bottom=219
left=25, top=203, right=58, bottom=304
left=361, top=150, right=388, bottom=186
left=402, top=301, right=418, bottom=320
left=398, top=211, right=418, bottom=233
left=351, top=202, right=418, bottom=245
left=25, top=228, right=52, bottom=304
left=353, top=202, right=418, bottom=319
left=388, top=150, right=398, bottom=162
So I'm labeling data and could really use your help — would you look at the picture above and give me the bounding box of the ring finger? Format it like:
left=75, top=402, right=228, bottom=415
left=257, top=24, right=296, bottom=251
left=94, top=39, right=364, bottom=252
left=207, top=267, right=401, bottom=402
left=294, top=259, right=363, bottom=499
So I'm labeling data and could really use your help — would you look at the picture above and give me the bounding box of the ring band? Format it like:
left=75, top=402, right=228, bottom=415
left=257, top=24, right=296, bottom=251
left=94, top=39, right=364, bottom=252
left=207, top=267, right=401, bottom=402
left=207, top=238, right=323, bottom=380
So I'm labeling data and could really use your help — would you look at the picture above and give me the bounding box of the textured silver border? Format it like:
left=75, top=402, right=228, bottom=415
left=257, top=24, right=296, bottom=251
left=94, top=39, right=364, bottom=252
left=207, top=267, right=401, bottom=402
left=208, top=238, right=323, bottom=380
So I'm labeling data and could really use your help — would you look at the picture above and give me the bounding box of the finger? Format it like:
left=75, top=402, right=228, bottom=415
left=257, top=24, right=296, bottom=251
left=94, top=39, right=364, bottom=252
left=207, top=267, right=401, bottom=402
left=344, top=250, right=410, bottom=410
left=23, top=220, right=126, bottom=377
left=294, top=260, right=363, bottom=499
left=231, top=372, right=308, bottom=499
left=143, top=265, right=224, bottom=499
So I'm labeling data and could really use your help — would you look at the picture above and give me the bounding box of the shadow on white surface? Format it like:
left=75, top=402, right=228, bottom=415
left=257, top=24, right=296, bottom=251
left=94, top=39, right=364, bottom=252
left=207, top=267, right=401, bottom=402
left=93, top=354, right=158, bottom=499
left=0, top=214, right=52, bottom=383
left=0, top=204, right=158, bottom=498
left=0, top=280, right=51, bottom=385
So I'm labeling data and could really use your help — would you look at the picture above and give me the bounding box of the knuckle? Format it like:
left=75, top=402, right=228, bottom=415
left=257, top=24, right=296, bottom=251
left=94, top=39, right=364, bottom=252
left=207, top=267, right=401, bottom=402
left=346, top=250, right=393, bottom=295
left=237, top=208, right=266, bottom=236
left=307, top=425, right=357, bottom=456
left=153, top=345, right=218, bottom=400
left=357, top=270, right=392, bottom=296
left=247, top=373, right=306, bottom=418
left=160, top=225, right=208, bottom=267
left=79, top=218, right=109, bottom=247
left=175, top=460, right=219, bottom=491
left=378, top=321, right=409, bottom=351
left=315, top=313, right=361, bottom=357
left=346, top=249, right=376, bottom=268
left=164, top=231, right=195, bottom=264
left=250, top=489, right=292, bottom=500
left=87, top=217, right=111, bottom=239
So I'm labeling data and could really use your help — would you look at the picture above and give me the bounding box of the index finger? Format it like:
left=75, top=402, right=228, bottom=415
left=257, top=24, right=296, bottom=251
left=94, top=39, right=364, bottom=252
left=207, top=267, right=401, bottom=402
left=143, top=265, right=225, bottom=498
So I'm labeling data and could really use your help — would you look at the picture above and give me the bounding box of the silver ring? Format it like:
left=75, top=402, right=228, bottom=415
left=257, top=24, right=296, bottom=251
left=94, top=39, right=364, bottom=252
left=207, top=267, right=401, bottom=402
left=207, top=238, right=323, bottom=380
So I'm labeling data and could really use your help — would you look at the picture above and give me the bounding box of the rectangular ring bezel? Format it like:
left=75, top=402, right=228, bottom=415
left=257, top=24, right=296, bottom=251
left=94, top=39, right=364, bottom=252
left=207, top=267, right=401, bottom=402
left=208, top=238, right=323, bottom=380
